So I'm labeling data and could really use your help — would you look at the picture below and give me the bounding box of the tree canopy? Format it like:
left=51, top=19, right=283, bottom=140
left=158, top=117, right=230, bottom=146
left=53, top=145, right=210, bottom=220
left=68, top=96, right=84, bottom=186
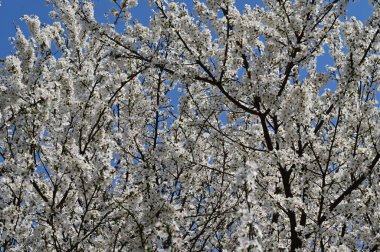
left=0, top=0, right=380, bottom=251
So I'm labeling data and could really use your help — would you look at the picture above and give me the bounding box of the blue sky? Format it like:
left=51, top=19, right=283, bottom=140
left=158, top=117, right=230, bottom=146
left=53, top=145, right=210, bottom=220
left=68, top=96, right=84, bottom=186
left=0, top=0, right=374, bottom=58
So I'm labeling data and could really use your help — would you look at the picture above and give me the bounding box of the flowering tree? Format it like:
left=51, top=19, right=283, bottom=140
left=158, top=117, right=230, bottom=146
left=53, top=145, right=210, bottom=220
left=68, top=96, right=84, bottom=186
left=0, top=0, right=379, bottom=251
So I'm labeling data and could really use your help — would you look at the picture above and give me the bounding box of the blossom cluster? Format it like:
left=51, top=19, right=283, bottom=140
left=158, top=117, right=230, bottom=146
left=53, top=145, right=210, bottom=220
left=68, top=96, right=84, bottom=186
left=0, top=0, right=379, bottom=251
